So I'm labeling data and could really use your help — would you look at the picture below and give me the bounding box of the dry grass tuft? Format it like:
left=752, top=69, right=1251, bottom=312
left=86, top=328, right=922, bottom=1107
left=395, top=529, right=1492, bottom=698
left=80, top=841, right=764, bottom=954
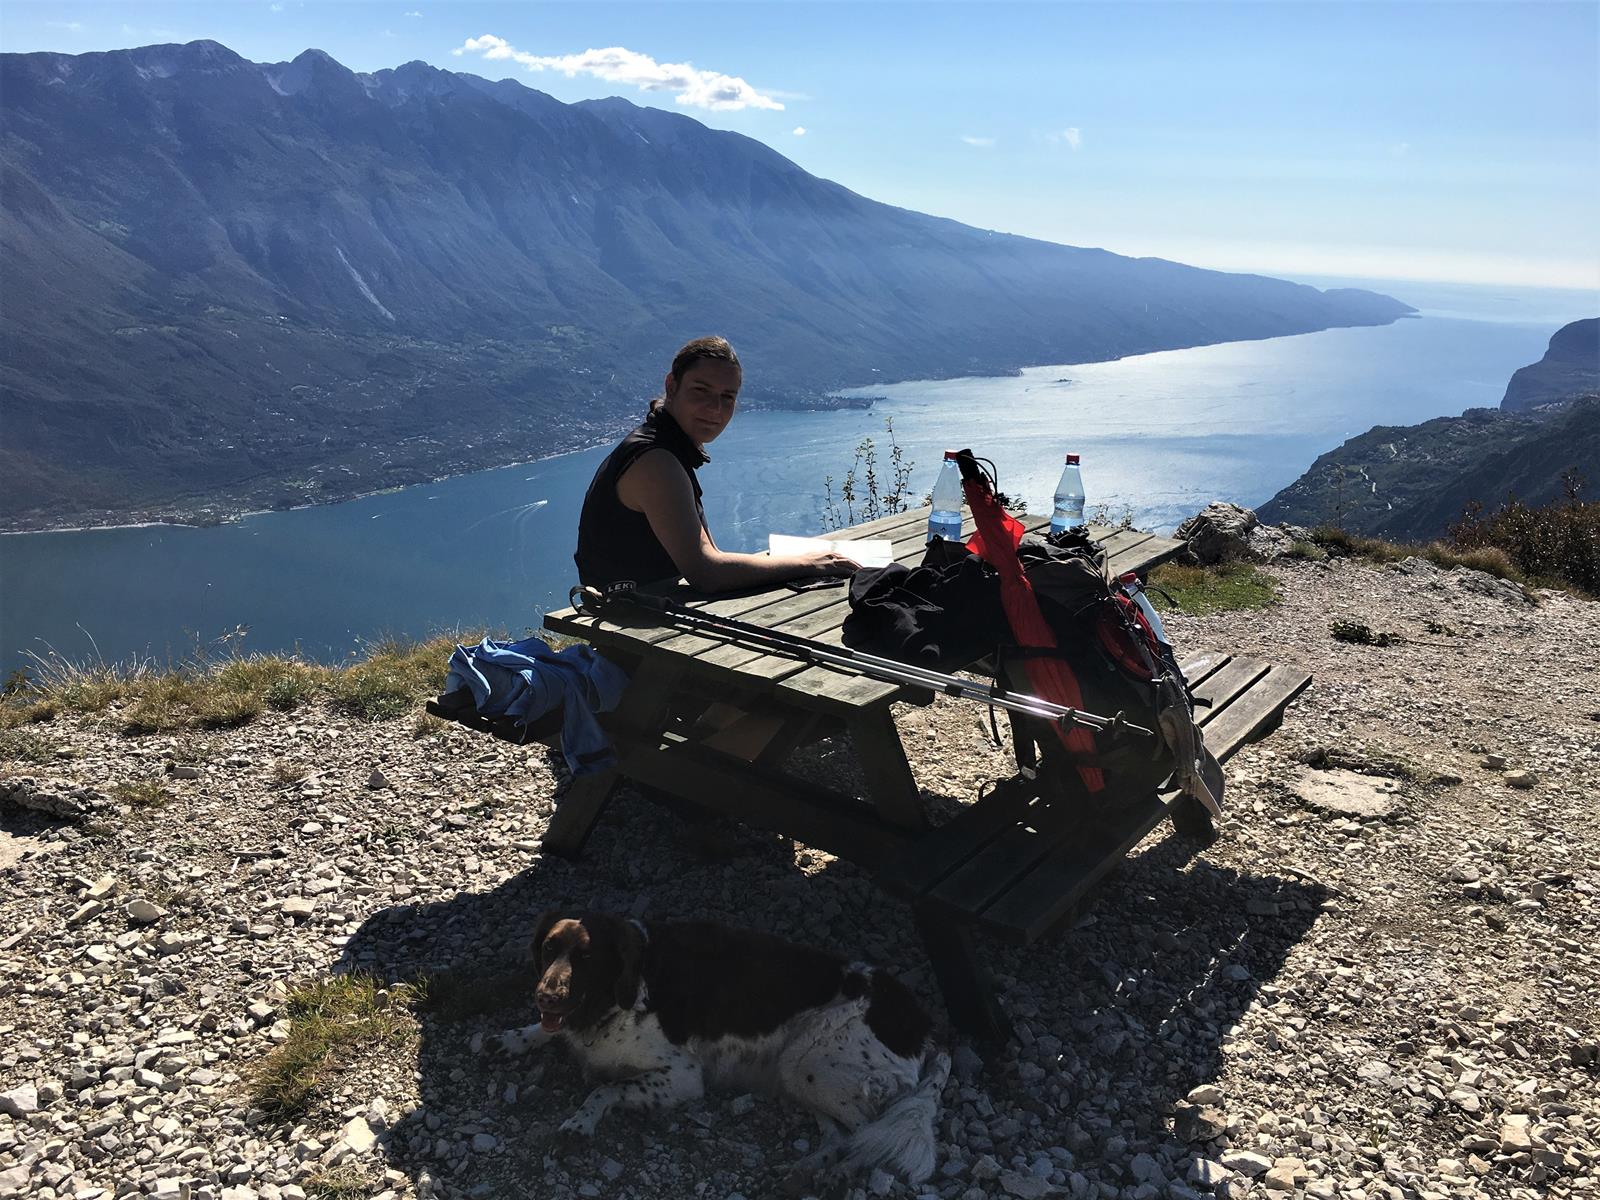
left=1, top=632, right=471, bottom=735
left=249, top=975, right=416, bottom=1118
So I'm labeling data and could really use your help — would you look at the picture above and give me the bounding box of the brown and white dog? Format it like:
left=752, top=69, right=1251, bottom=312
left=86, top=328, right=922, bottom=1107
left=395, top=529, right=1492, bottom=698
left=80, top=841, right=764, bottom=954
left=496, top=910, right=950, bottom=1188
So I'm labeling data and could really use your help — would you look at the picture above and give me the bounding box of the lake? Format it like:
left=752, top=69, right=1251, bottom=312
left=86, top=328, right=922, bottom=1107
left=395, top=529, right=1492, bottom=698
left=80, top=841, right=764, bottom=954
left=2, top=277, right=1593, bottom=674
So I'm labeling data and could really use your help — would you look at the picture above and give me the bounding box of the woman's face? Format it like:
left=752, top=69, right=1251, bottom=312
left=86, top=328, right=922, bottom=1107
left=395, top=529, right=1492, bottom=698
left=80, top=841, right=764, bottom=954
left=664, top=360, right=742, bottom=445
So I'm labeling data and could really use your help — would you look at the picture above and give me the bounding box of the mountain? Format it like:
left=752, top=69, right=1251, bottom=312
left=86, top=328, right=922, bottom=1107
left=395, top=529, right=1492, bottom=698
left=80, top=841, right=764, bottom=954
left=1501, top=318, right=1599, bottom=412
left=0, top=41, right=1414, bottom=530
left=1259, top=320, right=1600, bottom=540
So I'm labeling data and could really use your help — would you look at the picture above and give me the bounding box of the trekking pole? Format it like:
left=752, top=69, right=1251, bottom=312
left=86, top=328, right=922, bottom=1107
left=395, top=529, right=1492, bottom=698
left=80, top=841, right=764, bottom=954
left=570, top=585, right=1153, bottom=739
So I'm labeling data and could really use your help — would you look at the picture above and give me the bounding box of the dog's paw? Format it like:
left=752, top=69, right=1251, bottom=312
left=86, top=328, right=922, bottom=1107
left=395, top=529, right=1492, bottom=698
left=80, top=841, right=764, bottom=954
left=557, top=1111, right=600, bottom=1139
left=495, top=1024, right=548, bottom=1057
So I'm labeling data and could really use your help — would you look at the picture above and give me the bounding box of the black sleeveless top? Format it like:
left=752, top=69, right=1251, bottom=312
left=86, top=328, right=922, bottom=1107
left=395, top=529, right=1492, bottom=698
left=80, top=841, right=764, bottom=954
left=575, top=408, right=709, bottom=590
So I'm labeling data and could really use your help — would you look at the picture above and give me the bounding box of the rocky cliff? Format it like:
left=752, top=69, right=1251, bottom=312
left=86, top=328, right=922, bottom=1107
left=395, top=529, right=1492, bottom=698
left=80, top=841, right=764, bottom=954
left=1502, top=318, right=1600, bottom=412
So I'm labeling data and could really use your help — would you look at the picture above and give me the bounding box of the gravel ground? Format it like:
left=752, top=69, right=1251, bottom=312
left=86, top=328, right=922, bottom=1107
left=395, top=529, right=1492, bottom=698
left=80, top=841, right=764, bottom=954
left=1, top=555, right=1596, bottom=1200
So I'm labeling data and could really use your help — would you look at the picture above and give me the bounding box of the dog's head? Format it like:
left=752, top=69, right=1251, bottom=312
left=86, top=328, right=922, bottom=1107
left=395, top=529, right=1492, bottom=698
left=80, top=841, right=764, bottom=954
left=531, top=910, right=645, bottom=1034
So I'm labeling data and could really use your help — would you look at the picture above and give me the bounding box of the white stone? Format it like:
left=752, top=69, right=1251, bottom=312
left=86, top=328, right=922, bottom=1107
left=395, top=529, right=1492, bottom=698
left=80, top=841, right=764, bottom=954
left=125, top=898, right=165, bottom=924
left=998, top=1172, right=1052, bottom=1198
left=1129, top=1153, right=1163, bottom=1183
left=342, top=1115, right=377, bottom=1154
left=1292, top=767, right=1398, bottom=818
left=0, top=1086, right=38, bottom=1117
left=1220, top=1150, right=1272, bottom=1177
left=1189, top=1159, right=1233, bottom=1187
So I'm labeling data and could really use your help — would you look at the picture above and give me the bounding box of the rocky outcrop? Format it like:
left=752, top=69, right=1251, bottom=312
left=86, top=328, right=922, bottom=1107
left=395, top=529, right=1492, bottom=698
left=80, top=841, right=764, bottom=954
left=1175, top=502, right=1310, bottom=564
left=1502, top=318, right=1600, bottom=413
left=0, top=774, right=109, bottom=821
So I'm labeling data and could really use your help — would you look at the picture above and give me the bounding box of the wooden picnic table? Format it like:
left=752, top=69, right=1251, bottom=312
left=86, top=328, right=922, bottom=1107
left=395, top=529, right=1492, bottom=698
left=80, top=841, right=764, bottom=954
left=540, top=508, right=1186, bottom=858
left=534, top=507, right=1309, bottom=1042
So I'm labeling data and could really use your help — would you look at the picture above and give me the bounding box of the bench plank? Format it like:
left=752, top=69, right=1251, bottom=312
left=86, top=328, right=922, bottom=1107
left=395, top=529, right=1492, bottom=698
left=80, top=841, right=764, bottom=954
left=1197, top=663, right=1312, bottom=754
left=893, top=653, right=1310, bottom=943
left=885, top=653, right=1240, bottom=900
left=976, top=793, right=1171, bottom=942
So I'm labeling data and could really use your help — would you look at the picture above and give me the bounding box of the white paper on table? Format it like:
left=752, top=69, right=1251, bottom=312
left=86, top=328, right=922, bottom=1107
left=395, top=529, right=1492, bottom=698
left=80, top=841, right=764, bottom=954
left=768, top=534, right=894, bottom=569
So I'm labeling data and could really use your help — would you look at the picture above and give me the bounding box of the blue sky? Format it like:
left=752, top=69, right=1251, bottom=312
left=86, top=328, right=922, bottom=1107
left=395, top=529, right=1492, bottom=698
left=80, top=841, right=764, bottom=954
left=5, top=1, right=1597, bottom=289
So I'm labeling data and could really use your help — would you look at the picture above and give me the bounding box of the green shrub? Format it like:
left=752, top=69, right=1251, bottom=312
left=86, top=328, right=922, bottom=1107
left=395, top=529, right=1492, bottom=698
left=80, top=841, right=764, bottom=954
left=1331, top=620, right=1403, bottom=647
left=821, top=417, right=916, bottom=530
left=1284, top=539, right=1329, bottom=562
left=1449, top=472, right=1598, bottom=594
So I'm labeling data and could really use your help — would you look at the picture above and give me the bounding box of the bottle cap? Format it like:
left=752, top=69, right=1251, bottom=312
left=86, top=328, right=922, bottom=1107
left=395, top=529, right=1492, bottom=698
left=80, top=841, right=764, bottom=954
left=943, top=450, right=960, bottom=460
left=1065, top=453, right=1080, bottom=465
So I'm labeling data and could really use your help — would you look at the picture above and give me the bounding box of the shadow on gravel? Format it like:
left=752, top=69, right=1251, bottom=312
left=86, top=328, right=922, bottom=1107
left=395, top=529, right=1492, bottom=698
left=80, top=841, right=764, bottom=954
left=339, top=779, right=1329, bottom=1200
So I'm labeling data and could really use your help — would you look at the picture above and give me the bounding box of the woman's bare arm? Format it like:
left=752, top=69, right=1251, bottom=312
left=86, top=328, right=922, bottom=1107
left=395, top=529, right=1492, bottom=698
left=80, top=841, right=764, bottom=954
left=617, top=450, right=856, bottom=591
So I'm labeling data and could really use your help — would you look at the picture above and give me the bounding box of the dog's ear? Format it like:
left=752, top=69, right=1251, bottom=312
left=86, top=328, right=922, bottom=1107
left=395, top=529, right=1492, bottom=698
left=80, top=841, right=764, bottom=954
left=531, top=908, right=560, bottom=966
left=613, top=918, right=645, bottom=1011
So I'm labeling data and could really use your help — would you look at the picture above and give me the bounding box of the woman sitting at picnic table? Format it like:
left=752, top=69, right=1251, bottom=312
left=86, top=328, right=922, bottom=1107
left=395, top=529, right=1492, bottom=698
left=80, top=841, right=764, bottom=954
left=575, top=335, right=859, bottom=592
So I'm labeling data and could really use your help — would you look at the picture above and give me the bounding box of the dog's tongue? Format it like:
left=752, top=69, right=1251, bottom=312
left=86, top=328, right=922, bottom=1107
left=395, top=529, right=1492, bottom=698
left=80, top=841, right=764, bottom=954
left=539, top=1011, right=565, bottom=1033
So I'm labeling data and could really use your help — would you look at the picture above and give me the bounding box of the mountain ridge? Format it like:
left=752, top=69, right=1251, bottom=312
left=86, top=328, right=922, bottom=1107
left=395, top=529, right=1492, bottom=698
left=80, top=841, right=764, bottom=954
left=1, top=40, right=1412, bottom=530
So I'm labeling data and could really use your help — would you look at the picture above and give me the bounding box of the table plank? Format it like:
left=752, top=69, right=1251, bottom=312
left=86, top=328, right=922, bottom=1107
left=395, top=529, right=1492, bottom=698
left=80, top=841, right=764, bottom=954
left=736, top=514, right=1047, bottom=683
left=543, top=512, right=1189, bottom=712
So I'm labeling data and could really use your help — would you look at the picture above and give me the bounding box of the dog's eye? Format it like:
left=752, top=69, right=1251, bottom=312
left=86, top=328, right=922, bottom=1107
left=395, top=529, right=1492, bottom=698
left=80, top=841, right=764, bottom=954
left=571, top=948, right=589, bottom=964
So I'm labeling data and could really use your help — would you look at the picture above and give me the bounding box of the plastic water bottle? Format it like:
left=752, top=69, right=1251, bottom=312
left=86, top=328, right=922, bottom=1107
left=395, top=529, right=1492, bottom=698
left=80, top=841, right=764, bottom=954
left=1119, top=571, right=1172, bottom=647
left=1051, top=453, right=1086, bottom=535
left=928, top=452, right=964, bottom=542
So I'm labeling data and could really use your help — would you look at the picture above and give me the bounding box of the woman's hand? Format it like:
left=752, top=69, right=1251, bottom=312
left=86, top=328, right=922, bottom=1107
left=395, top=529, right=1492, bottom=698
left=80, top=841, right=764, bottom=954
left=809, top=550, right=861, bottom=578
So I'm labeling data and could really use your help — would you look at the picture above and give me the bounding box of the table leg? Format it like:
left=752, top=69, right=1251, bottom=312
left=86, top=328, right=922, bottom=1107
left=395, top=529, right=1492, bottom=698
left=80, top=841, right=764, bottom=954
left=1008, top=710, right=1038, bottom=773
left=849, top=708, right=927, bottom=829
left=540, top=656, right=688, bottom=860
left=915, top=908, right=1013, bottom=1045
left=1167, top=793, right=1218, bottom=845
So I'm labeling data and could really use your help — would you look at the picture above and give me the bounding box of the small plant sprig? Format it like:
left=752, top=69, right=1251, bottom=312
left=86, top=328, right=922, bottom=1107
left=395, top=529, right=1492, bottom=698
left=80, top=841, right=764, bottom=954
left=821, top=417, right=915, bottom=530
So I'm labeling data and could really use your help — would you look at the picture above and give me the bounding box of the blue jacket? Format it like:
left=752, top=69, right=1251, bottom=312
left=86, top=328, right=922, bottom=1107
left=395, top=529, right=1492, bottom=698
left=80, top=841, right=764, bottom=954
left=445, top=636, right=629, bottom=777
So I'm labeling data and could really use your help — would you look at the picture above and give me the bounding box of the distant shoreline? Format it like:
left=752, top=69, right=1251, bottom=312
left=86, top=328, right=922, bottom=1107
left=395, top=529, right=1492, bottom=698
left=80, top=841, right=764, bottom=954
left=0, top=434, right=625, bottom=538
left=0, top=398, right=880, bottom=538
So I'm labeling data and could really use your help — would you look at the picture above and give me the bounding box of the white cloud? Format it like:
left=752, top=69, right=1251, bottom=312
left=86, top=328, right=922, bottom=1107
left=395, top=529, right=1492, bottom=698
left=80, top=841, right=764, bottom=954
left=1045, top=127, right=1082, bottom=150
left=269, top=3, right=283, bottom=11
left=453, top=34, right=784, bottom=111
left=1390, top=141, right=1411, bottom=158
left=48, top=20, right=85, bottom=31
left=383, top=29, right=396, bottom=38
left=961, top=135, right=995, bottom=148
left=792, top=126, right=806, bottom=137
left=405, top=9, right=423, bottom=16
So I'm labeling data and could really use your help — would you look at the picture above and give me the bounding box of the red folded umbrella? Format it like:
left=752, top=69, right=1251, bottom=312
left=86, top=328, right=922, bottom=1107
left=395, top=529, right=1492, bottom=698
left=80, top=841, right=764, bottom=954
left=959, top=456, right=1105, bottom=793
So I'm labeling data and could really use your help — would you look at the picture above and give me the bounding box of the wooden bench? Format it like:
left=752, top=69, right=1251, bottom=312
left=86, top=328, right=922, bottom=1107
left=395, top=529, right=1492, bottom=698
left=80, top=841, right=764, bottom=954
left=883, top=650, right=1310, bottom=1043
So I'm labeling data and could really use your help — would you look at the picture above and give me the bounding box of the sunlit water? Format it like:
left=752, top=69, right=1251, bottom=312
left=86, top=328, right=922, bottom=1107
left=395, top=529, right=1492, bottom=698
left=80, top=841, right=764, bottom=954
left=2, top=278, right=1592, bottom=672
